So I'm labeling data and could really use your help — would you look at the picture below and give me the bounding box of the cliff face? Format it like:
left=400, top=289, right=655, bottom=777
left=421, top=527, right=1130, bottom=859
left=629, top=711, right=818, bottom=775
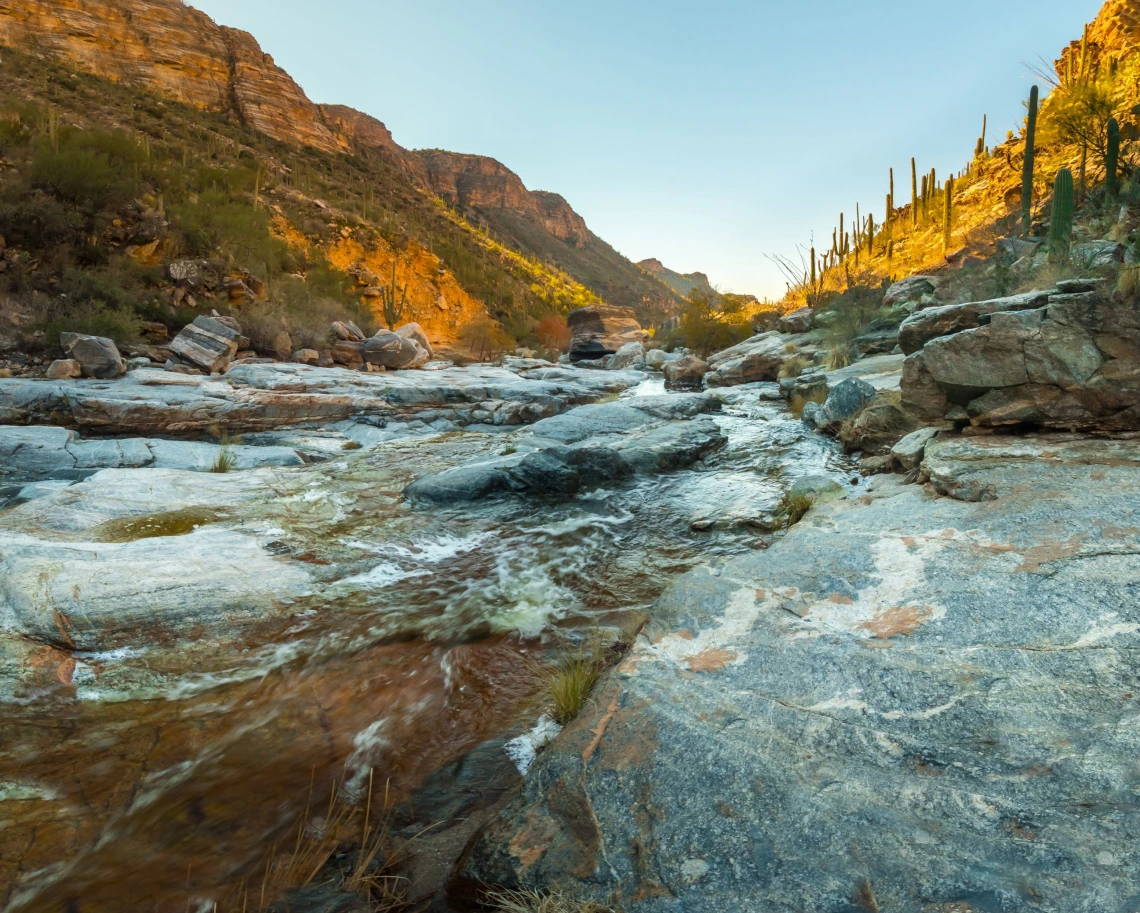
left=0, top=0, right=347, bottom=153
left=638, top=259, right=715, bottom=299
left=1056, top=0, right=1139, bottom=77
left=415, top=151, right=590, bottom=247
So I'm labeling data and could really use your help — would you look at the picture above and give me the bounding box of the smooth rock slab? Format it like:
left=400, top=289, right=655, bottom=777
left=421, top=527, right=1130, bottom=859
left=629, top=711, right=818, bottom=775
left=458, top=436, right=1140, bottom=912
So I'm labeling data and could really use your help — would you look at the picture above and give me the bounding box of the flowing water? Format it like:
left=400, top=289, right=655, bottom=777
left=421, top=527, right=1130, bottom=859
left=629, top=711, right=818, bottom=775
left=0, top=378, right=857, bottom=912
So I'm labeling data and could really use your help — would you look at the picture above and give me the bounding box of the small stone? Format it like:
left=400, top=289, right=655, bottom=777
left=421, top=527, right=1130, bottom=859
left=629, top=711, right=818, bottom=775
left=292, top=349, right=320, bottom=365
left=45, top=359, right=83, bottom=380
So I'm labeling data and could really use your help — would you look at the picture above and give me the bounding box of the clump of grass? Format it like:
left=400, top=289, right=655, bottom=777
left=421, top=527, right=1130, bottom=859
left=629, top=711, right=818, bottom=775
left=837, top=391, right=917, bottom=455
left=544, top=653, right=604, bottom=725
left=823, top=342, right=856, bottom=370
left=1117, top=264, right=1140, bottom=298
left=210, top=448, right=236, bottom=473
left=95, top=507, right=223, bottom=542
left=594, top=392, right=622, bottom=405
left=787, top=387, right=827, bottom=418
left=485, top=888, right=617, bottom=913
left=342, top=440, right=364, bottom=451
left=774, top=490, right=815, bottom=530
left=778, top=354, right=812, bottom=379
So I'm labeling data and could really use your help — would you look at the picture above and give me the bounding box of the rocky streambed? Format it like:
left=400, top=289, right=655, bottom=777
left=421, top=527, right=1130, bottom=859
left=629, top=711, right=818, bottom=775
left=0, top=359, right=855, bottom=911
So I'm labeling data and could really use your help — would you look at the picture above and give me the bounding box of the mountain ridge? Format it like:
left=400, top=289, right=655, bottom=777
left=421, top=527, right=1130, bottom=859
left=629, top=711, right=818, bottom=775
left=0, top=0, right=684, bottom=322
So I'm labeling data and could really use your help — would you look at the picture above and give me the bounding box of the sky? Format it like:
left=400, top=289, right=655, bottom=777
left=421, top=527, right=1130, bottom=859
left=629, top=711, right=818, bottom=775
left=189, top=0, right=1103, bottom=299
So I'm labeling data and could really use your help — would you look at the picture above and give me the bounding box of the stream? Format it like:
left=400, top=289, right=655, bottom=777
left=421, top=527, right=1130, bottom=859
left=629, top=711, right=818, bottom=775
left=0, top=376, right=858, bottom=912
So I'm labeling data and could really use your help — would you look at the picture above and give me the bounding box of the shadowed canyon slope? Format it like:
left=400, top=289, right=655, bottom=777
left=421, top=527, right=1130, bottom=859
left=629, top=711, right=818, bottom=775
left=0, top=0, right=685, bottom=323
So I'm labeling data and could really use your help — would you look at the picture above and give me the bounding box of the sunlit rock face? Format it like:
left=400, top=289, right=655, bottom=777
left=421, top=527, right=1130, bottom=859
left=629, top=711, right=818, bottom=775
left=0, top=0, right=349, bottom=153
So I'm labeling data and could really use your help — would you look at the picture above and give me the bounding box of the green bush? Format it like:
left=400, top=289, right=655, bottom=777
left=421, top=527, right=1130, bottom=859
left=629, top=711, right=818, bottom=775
left=0, top=195, right=86, bottom=249
left=31, top=142, right=137, bottom=211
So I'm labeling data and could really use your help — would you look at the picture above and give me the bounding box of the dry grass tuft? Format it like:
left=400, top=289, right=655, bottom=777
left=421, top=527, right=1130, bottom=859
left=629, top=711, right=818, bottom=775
left=787, top=388, right=827, bottom=418
left=774, top=490, right=815, bottom=531
left=778, top=354, right=812, bottom=379
left=210, top=448, right=236, bottom=473
left=485, top=888, right=618, bottom=913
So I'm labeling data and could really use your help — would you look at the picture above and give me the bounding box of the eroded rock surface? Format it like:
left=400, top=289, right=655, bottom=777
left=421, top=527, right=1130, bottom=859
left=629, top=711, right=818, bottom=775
left=458, top=434, right=1140, bottom=912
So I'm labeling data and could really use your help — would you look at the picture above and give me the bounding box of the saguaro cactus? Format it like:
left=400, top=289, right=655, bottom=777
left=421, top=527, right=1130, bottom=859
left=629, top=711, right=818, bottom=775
left=911, top=158, right=919, bottom=227
left=1049, top=168, right=1075, bottom=261
left=380, top=260, right=408, bottom=330
left=1022, top=85, right=1039, bottom=235
left=943, top=176, right=955, bottom=252
left=1107, top=117, right=1121, bottom=198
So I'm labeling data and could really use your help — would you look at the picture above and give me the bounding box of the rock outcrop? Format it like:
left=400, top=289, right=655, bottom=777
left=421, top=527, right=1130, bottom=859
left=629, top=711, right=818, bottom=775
left=704, top=333, right=793, bottom=387
left=567, top=306, right=647, bottom=362
left=901, top=286, right=1140, bottom=431
left=457, top=433, right=1140, bottom=912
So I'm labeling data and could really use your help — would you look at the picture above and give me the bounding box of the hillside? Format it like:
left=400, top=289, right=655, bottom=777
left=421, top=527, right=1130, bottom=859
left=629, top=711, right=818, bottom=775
left=776, top=0, right=1140, bottom=320
left=637, top=258, right=716, bottom=299
left=0, top=0, right=684, bottom=334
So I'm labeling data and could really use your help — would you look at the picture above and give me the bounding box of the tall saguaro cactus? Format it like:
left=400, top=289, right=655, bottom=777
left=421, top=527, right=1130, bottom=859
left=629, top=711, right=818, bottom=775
left=911, top=158, right=919, bottom=227
left=1049, top=169, right=1075, bottom=261
left=1022, top=85, right=1039, bottom=236
left=1106, top=117, right=1121, bottom=198
left=380, top=260, right=408, bottom=330
left=943, top=176, right=955, bottom=252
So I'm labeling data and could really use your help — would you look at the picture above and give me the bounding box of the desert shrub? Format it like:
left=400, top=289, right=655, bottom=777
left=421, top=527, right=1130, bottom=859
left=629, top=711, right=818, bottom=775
left=673, top=289, right=753, bottom=358
left=533, top=313, right=572, bottom=352
left=36, top=302, right=143, bottom=347
left=774, top=490, right=815, bottom=530
left=0, top=195, right=85, bottom=249
left=778, top=354, right=812, bottom=379
left=30, top=134, right=141, bottom=211
left=487, top=889, right=617, bottom=913
left=788, top=388, right=827, bottom=418
left=460, top=316, right=515, bottom=361
left=837, top=392, right=917, bottom=455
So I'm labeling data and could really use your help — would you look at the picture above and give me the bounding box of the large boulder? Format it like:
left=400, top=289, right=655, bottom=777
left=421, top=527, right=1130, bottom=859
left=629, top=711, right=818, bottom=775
left=607, top=341, right=647, bottom=370
left=331, top=340, right=366, bottom=368
left=60, top=333, right=126, bottom=379
left=883, top=274, right=937, bottom=308
left=776, top=306, right=814, bottom=334
left=396, top=322, right=435, bottom=360
left=169, top=316, right=246, bottom=373
left=644, top=349, right=679, bottom=371
left=704, top=333, right=789, bottom=387
left=900, top=290, right=1140, bottom=431
left=364, top=331, right=422, bottom=369
left=897, top=290, right=1051, bottom=355
left=663, top=354, right=709, bottom=388
left=567, top=306, right=647, bottom=362
left=45, top=359, right=82, bottom=380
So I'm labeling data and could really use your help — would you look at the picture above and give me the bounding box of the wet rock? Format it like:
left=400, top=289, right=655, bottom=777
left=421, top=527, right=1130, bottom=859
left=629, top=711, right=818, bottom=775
left=45, top=359, right=82, bottom=380
left=816, top=377, right=875, bottom=432
left=776, top=306, right=813, bottom=334
left=60, top=333, right=127, bottom=379
left=364, top=330, right=421, bottom=369
left=567, top=305, right=647, bottom=362
left=800, top=400, right=822, bottom=428
left=169, top=315, right=245, bottom=373
left=663, top=354, right=709, bottom=388
left=0, top=425, right=304, bottom=481
left=607, top=341, right=647, bottom=371
left=459, top=436, right=1140, bottom=911
left=883, top=274, right=936, bottom=308
left=897, top=289, right=1051, bottom=355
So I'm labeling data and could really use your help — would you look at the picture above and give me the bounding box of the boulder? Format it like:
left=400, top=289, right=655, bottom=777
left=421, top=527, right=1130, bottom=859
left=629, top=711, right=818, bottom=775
left=897, top=290, right=1051, bottom=355
left=59, top=333, right=127, bottom=379
left=663, top=354, right=710, bottom=388
left=816, top=377, right=876, bottom=432
left=1073, top=239, right=1125, bottom=268
left=607, top=341, right=646, bottom=370
left=331, top=340, right=366, bottom=368
left=396, top=322, right=435, bottom=359
left=704, top=333, right=789, bottom=387
left=169, top=316, right=245, bottom=373
left=776, top=306, right=813, bottom=334
left=45, top=359, right=82, bottom=380
left=644, top=349, right=679, bottom=371
left=567, top=306, right=647, bottom=362
left=332, top=320, right=366, bottom=342
left=800, top=400, right=822, bottom=429
left=292, top=349, right=320, bottom=366
left=890, top=426, right=940, bottom=472
left=883, top=274, right=936, bottom=308
left=997, top=237, right=1042, bottom=260
left=364, top=331, right=421, bottom=369
left=266, top=329, right=294, bottom=361
left=900, top=292, right=1140, bottom=431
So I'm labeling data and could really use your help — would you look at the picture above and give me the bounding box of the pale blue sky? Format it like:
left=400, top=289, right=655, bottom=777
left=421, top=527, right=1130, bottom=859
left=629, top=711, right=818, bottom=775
left=190, top=1, right=1102, bottom=298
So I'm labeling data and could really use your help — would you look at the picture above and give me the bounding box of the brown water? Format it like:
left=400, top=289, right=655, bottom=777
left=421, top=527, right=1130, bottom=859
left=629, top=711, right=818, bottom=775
left=0, top=380, right=858, bottom=912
